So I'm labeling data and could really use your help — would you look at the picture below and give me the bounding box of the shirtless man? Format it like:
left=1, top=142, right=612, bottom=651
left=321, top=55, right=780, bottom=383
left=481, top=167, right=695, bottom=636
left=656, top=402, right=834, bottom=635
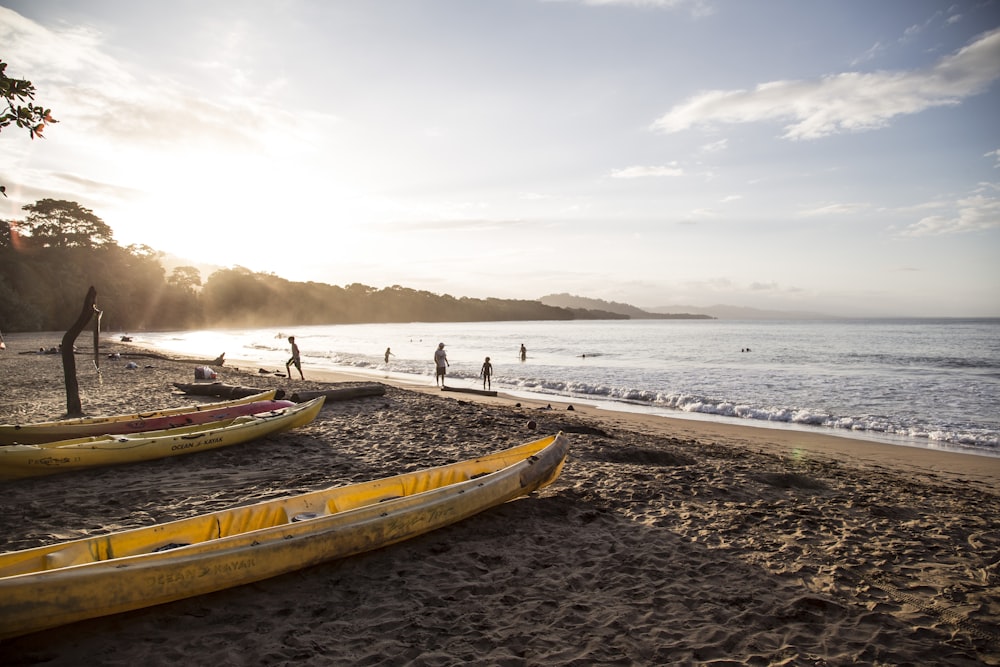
left=286, top=336, right=304, bottom=380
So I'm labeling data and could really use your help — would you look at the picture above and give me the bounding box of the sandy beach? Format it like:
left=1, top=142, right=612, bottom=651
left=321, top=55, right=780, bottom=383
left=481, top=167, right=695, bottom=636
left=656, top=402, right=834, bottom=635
left=1, top=331, right=998, bottom=665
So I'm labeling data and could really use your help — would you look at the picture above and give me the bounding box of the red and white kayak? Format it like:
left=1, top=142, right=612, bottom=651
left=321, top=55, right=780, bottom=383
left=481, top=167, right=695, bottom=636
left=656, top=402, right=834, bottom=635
left=0, top=390, right=291, bottom=445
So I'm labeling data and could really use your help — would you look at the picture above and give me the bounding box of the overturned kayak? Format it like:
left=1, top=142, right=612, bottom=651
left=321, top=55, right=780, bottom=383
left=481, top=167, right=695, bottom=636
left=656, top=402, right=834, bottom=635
left=0, top=398, right=324, bottom=480
left=0, top=390, right=280, bottom=445
left=0, top=433, right=569, bottom=639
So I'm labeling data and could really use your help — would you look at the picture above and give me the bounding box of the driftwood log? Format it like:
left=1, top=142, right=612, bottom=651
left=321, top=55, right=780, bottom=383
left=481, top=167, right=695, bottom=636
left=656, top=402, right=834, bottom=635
left=61, top=286, right=99, bottom=416
left=441, top=386, right=498, bottom=397
left=171, top=382, right=386, bottom=403
left=289, top=385, right=386, bottom=403
left=172, top=382, right=285, bottom=400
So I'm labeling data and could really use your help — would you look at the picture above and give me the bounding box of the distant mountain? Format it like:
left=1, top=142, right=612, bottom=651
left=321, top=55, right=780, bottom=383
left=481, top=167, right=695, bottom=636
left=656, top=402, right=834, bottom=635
left=539, top=294, right=839, bottom=320
left=538, top=294, right=713, bottom=319
left=645, top=304, right=839, bottom=320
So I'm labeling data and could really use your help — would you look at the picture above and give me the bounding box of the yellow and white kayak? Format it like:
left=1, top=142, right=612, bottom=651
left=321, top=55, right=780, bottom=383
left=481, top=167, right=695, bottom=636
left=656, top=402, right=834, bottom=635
left=0, top=390, right=280, bottom=445
left=0, top=397, right=324, bottom=480
left=0, top=433, right=569, bottom=639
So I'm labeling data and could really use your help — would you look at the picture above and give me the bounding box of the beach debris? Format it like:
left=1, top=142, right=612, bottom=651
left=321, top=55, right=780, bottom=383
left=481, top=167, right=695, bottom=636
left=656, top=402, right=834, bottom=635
left=440, top=386, right=497, bottom=397
left=560, top=424, right=612, bottom=438
left=172, top=381, right=285, bottom=400
left=290, top=385, right=386, bottom=403
left=194, top=366, right=218, bottom=380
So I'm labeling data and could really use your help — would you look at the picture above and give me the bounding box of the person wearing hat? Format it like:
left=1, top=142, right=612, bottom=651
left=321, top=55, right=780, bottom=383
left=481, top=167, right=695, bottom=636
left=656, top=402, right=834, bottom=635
left=434, top=342, right=449, bottom=386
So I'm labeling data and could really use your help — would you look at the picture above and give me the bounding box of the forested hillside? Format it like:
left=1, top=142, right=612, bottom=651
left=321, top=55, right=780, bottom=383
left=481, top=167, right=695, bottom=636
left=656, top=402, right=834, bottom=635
left=1, top=199, right=626, bottom=332
left=540, top=293, right=713, bottom=319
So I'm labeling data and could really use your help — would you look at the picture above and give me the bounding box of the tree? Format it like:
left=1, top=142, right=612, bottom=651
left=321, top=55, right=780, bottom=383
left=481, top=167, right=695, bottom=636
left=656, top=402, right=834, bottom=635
left=168, top=266, right=202, bottom=291
left=19, top=199, right=115, bottom=248
left=0, top=219, right=14, bottom=248
left=1, top=60, right=57, bottom=197
left=0, top=60, right=56, bottom=138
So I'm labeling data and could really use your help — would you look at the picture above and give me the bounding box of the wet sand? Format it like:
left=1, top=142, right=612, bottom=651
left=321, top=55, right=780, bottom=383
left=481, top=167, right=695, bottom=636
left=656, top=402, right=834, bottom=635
left=1, top=332, right=998, bottom=665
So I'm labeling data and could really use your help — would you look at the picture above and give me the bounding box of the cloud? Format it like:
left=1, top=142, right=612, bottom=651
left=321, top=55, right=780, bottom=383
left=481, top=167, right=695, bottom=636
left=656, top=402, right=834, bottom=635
left=798, top=202, right=870, bottom=217
left=556, top=0, right=704, bottom=9
left=609, top=164, right=684, bottom=178
left=850, top=41, right=886, bottom=67
left=700, top=138, right=728, bottom=153
left=651, top=27, right=1000, bottom=140
left=900, top=190, right=1000, bottom=236
left=51, top=172, right=145, bottom=200
left=382, top=218, right=530, bottom=233
left=577, top=0, right=687, bottom=5
left=0, top=8, right=114, bottom=80
left=987, top=148, right=1000, bottom=168
left=0, top=8, right=332, bottom=155
left=547, top=0, right=716, bottom=18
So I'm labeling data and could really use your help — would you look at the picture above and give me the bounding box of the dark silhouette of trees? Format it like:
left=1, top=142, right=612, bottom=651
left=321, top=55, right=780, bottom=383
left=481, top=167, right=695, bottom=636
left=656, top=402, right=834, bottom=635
left=169, top=266, right=202, bottom=291
left=19, top=200, right=114, bottom=248
left=1, top=198, right=631, bottom=334
left=161, top=266, right=205, bottom=328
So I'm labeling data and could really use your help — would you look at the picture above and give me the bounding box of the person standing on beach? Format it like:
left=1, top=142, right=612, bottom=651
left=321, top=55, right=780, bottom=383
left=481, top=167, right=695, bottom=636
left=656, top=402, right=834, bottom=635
left=384, top=347, right=394, bottom=365
left=434, top=342, right=449, bottom=386
left=481, top=356, right=493, bottom=390
left=519, top=343, right=527, bottom=362
left=286, top=336, right=304, bottom=380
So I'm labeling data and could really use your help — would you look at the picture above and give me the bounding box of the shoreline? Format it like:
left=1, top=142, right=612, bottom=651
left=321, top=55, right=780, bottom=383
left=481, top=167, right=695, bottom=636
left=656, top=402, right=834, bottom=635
left=226, top=352, right=1000, bottom=485
left=227, top=335, right=999, bottom=461
left=1, top=332, right=998, bottom=663
left=126, top=319, right=1000, bottom=457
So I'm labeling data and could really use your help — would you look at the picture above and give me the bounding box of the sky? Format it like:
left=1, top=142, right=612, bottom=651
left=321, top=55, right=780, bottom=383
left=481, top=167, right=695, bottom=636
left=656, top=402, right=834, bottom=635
left=1, top=0, right=999, bottom=317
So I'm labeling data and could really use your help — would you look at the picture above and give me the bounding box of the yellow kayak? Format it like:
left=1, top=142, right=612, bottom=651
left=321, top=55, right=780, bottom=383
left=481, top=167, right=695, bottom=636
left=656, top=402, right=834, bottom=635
left=0, top=433, right=568, bottom=639
left=0, top=390, right=279, bottom=445
left=0, top=397, right=325, bottom=480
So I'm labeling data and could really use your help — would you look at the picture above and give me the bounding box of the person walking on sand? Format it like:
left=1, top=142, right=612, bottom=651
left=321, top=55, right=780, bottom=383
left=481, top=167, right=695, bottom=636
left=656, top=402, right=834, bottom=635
left=286, top=336, right=304, bottom=380
left=434, top=342, right=449, bottom=386
left=519, top=343, right=527, bottom=362
left=481, top=356, right=493, bottom=390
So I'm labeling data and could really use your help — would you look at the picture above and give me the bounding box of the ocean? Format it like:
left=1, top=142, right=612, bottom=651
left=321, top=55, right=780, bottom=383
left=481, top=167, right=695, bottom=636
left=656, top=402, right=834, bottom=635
left=131, top=318, right=1000, bottom=457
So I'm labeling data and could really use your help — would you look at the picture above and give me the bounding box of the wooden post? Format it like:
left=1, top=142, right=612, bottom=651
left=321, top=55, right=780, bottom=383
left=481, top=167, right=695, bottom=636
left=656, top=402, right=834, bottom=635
left=61, top=286, right=98, bottom=417
left=93, top=307, right=102, bottom=370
